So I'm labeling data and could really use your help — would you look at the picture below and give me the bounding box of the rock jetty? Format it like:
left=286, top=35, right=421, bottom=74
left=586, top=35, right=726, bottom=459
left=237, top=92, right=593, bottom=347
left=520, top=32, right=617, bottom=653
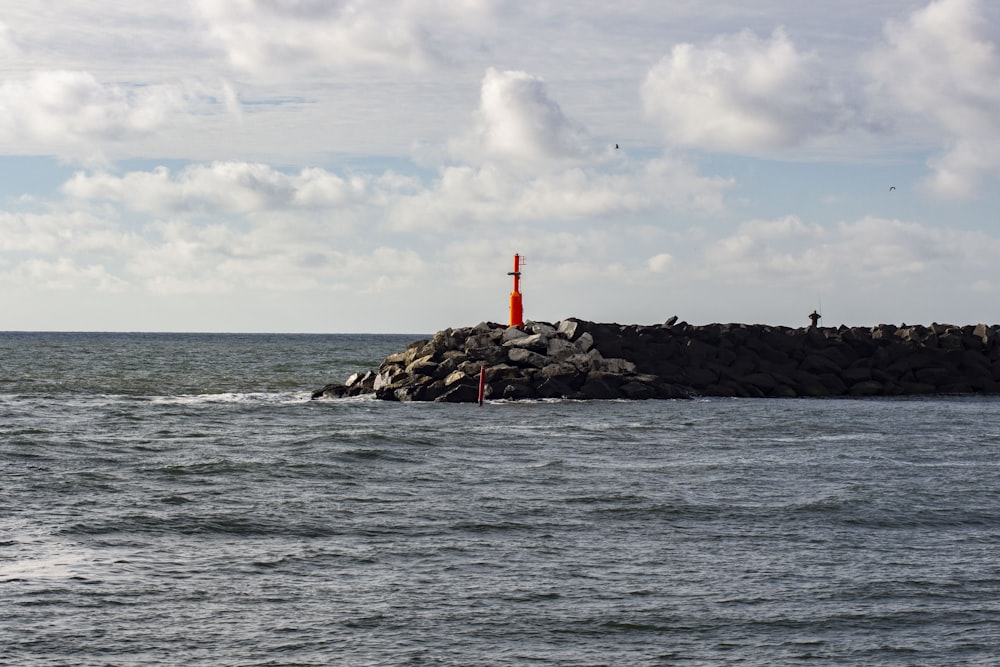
left=312, top=319, right=1000, bottom=402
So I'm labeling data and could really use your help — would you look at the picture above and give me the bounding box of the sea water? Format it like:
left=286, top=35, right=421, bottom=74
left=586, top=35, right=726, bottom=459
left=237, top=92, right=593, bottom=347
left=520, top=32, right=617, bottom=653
left=2, top=332, right=999, bottom=666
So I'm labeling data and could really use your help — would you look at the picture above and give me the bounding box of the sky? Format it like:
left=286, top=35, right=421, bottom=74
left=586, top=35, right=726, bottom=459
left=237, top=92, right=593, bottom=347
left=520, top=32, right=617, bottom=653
left=2, top=0, right=1000, bottom=333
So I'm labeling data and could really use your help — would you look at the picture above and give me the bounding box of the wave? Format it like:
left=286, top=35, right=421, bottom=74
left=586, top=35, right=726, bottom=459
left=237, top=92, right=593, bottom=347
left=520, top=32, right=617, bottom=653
left=0, top=523, right=96, bottom=582
left=149, top=391, right=312, bottom=405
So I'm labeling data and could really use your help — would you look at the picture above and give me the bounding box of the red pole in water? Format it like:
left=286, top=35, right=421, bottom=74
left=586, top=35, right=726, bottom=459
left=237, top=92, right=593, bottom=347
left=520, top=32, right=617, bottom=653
left=508, top=254, right=524, bottom=328
left=478, top=366, right=485, bottom=406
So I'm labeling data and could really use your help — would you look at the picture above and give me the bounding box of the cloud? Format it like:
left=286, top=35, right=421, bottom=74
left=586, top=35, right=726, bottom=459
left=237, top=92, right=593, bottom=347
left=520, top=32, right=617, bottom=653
left=452, top=68, right=596, bottom=165
left=388, top=157, right=730, bottom=231
left=0, top=21, right=20, bottom=57
left=1, top=257, right=127, bottom=292
left=865, top=0, right=1000, bottom=198
left=64, top=140, right=729, bottom=237
left=195, top=0, right=469, bottom=74
left=702, top=214, right=1000, bottom=285
left=642, top=27, right=860, bottom=153
left=0, top=71, right=234, bottom=159
left=122, top=216, right=427, bottom=295
left=0, top=209, right=133, bottom=255
left=647, top=253, right=674, bottom=273
left=396, top=67, right=731, bottom=230
left=62, top=162, right=394, bottom=214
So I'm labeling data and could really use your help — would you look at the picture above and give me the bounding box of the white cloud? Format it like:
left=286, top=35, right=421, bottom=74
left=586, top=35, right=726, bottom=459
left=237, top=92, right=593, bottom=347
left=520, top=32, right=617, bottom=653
left=865, top=0, right=1000, bottom=198
left=122, top=215, right=428, bottom=296
left=0, top=209, right=133, bottom=255
left=194, top=0, right=474, bottom=74
left=62, top=162, right=387, bottom=213
left=0, top=71, right=234, bottom=159
left=0, top=21, right=20, bottom=57
left=60, top=121, right=728, bottom=238
left=392, top=67, right=731, bottom=230
left=1, top=257, right=127, bottom=292
left=647, top=253, right=674, bottom=273
left=642, top=27, right=860, bottom=153
left=388, top=157, right=730, bottom=231
left=702, top=215, right=1000, bottom=285
left=452, top=68, right=597, bottom=165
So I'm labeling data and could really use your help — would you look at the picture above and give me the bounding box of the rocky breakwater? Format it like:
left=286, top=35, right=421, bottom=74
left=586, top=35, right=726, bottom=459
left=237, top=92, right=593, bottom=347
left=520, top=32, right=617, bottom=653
left=312, top=319, right=1000, bottom=402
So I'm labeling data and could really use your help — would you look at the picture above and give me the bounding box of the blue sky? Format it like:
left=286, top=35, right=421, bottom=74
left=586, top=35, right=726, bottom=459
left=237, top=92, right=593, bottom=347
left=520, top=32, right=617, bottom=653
left=2, top=0, right=999, bottom=332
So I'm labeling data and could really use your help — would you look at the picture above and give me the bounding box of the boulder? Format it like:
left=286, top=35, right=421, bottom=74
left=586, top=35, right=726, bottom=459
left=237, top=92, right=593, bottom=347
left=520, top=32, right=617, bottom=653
left=556, top=319, right=583, bottom=341
left=501, top=326, right=529, bottom=342
left=525, top=321, right=557, bottom=336
left=546, top=337, right=577, bottom=360
left=539, top=361, right=580, bottom=380
left=436, top=383, right=481, bottom=403
left=443, top=370, right=470, bottom=386
left=502, top=333, right=550, bottom=352
left=577, top=372, right=624, bottom=400
left=311, top=382, right=349, bottom=399
left=536, top=376, right=578, bottom=398
left=406, top=355, right=438, bottom=378
left=507, top=347, right=549, bottom=368
left=499, top=382, right=537, bottom=400
left=620, top=380, right=657, bottom=400
left=575, top=332, right=595, bottom=353
left=601, top=357, right=637, bottom=374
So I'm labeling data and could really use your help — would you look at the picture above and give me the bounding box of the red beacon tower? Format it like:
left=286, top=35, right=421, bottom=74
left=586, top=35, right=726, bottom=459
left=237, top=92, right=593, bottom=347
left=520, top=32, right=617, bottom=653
left=508, top=253, right=524, bottom=328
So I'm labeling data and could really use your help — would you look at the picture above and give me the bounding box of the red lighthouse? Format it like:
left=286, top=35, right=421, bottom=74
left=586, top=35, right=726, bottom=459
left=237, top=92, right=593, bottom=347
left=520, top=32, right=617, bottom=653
left=508, top=254, right=524, bottom=328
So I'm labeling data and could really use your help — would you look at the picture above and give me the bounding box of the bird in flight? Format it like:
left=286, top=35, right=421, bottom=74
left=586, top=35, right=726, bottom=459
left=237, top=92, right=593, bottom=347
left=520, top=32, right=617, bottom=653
left=615, top=144, right=619, bottom=149
left=889, top=186, right=895, bottom=191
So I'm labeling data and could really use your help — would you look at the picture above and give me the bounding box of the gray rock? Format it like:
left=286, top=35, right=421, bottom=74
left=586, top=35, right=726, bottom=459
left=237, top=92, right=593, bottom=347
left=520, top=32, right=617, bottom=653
left=501, top=327, right=529, bottom=342
left=345, top=371, right=374, bottom=388
left=503, top=332, right=550, bottom=352
left=443, top=370, right=470, bottom=386
left=507, top=347, right=549, bottom=368
left=575, top=332, right=595, bottom=353
left=556, top=319, right=582, bottom=341
left=499, top=382, right=537, bottom=400
left=374, top=369, right=407, bottom=391
left=546, top=337, right=577, bottom=360
left=436, top=383, right=481, bottom=403
left=310, top=383, right=349, bottom=399
left=465, top=346, right=508, bottom=365
left=600, top=357, right=637, bottom=374
left=536, top=376, right=578, bottom=398
left=406, top=355, right=438, bottom=377
left=526, top=321, right=557, bottom=335
left=539, top=361, right=579, bottom=379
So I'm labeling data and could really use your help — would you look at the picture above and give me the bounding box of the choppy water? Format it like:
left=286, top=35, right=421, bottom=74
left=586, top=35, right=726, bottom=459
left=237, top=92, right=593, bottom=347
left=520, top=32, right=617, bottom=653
left=2, top=332, right=999, bottom=666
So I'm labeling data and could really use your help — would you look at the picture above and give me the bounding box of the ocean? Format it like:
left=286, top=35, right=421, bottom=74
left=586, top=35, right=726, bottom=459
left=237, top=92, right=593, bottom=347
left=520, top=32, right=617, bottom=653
left=2, top=332, right=998, bottom=666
